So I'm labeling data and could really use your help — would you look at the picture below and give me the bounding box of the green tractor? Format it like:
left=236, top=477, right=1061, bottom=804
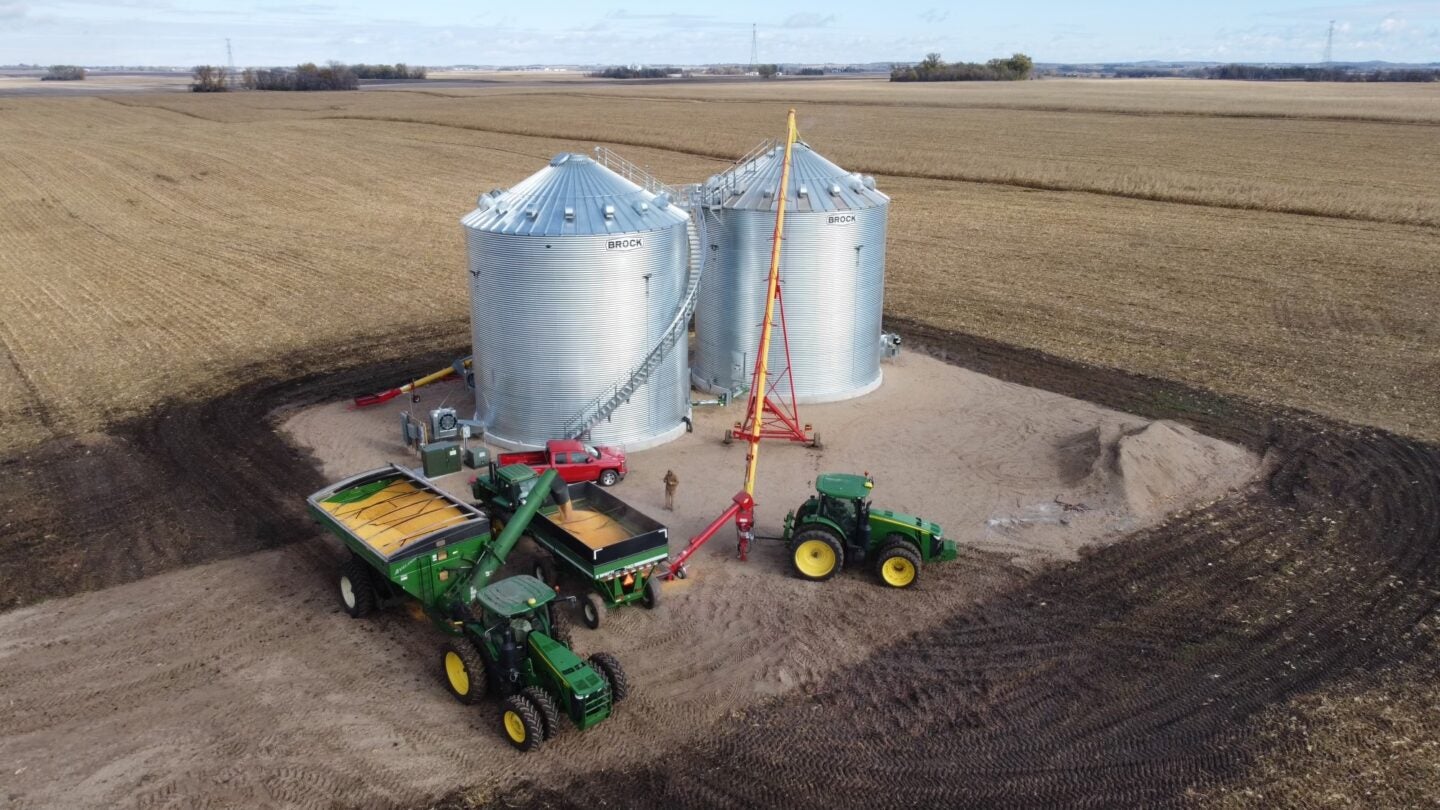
left=308, top=465, right=628, bottom=752
left=441, top=575, right=628, bottom=752
left=781, top=473, right=956, bottom=588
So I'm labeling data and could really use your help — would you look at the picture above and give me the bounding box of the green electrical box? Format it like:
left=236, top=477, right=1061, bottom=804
left=420, top=441, right=462, bottom=478
left=464, top=447, right=490, bottom=470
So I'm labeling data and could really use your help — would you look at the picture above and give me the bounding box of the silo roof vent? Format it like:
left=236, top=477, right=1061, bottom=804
left=461, top=152, right=687, bottom=236
left=705, top=142, right=889, bottom=212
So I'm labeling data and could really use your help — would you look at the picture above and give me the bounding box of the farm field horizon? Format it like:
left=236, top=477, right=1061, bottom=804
left=1, top=78, right=1437, bottom=458
left=1, top=77, right=1438, bottom=808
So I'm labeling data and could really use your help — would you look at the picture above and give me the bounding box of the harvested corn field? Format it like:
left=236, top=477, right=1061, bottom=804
left=1, top=81, right=1438, bottom=460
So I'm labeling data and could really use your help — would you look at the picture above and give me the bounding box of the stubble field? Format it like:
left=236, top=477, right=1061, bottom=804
left=1, top=77, right=1439, bottom=808
left=1, top=79, right=1437, bottom=461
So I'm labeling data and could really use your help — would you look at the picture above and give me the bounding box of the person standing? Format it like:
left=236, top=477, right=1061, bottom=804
left=662, top=469, right=679, bottom=511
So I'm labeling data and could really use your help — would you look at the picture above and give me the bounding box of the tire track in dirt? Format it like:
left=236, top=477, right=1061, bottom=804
left=465, top=327, right=1440, bottom=809
left=2, top=322, right=1436, bottom=807
left=0, top=335, right=462, bottom=609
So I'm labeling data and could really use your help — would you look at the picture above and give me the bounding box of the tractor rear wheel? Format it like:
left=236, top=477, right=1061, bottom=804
left=589, top=652, right=630, bottom=702
left=338, top=557, right=376, bottom=618
left=441, top=640, right=488, bottom=705
left=875, top=542, right=922, bottom=589
left=499, top=694, right=544, bottom=752
left=640, top=577, right=661, bottom=609
left=581, top=592, right=607, bottom=629
left=790, top=528, right=844, bottom=582
left=521, top=686, right=562, bottom=740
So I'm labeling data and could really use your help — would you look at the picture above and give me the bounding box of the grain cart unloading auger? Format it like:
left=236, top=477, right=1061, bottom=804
left=307, top=466, right=628, bottom=752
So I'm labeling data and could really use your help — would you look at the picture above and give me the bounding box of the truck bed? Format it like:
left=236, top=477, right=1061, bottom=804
left=308, top=465, right=491, bottom=563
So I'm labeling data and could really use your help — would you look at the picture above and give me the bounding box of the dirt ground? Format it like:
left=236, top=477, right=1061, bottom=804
left=280, top=351, right=1257, bottom=571
left=0, top=350, right=1258, bottom=809
left=0, top=331, right=1434, bottom=808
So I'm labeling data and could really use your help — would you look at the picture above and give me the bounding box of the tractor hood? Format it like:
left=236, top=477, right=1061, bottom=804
left=871, top=508, right=943, bottom=538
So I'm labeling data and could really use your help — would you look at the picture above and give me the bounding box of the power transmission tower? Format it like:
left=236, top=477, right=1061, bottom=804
left=226, top=38, right=236, bottom=87
left=1323, top=20, right=1335, bottom=65
left=750, top=24, right=758, bottom=68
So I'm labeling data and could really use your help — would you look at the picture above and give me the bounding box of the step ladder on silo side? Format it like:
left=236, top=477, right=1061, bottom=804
left=560, top=184, right=709, bottom=441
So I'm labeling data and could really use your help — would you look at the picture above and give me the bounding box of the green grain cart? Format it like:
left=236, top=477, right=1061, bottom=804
left=473, top=463, right=668, bottom=630
left=782, top=473, right=957, bottom=588
left=307, top=464, right=628, bottom=751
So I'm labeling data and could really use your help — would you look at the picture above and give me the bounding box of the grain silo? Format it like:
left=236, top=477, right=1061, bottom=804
left=693, top=141, right=890, bottom=403
left=462, top=153, right=694, bottom=450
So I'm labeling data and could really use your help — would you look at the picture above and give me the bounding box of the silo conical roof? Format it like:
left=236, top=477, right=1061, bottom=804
left=463, top=153, right=689, bottom=237
left=706, top=142, right=889, bottom=213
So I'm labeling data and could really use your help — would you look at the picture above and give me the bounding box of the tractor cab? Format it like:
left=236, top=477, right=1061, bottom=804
left=476, top=574, right=557, bottom=641
left=812, top=473, right=875, bottom=549
left=492, top=463, right=545, bottom=509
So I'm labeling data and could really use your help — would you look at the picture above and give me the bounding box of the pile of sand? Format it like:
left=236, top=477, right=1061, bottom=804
left=1060, top=419, right=1258, bottom=521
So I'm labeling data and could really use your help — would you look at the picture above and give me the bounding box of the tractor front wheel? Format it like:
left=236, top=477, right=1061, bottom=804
left=581, top=592, right=607, bottom=629
left=791, top=528, right=844, bottom=582
left=875, top=542, right=922, bottom=589
left=521, top=686, right=562, bottom=740
left=441, top=641, right=488, bottom=705
left=499, top=694, right=544, bottom=752
left=532, top=553, right=557, bottom=588
left=590, top=652, right=630, bottom=702
left=338, top=557, right=376, bottom=618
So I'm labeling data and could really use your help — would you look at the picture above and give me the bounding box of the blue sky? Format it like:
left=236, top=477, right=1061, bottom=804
left=2, top=1, right=1437, bottom=66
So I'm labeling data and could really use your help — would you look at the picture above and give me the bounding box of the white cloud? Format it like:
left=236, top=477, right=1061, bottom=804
left=783, top=13, right=836, bottom=29
left=0, top=2, right=28, bottom=19
left=1380, top=16, right=1409, bottom=32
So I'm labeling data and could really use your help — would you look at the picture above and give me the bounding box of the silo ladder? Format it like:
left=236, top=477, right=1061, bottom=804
left=560, top=187, right=709, bottom=440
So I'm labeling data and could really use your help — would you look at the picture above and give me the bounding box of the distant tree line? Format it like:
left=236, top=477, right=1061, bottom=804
left=191, top=65, right=229, bottom=92
left=242, top=62, right=360, bottom=91
left=350, top=63, right=427, bottom=79
left=796, top=67, right=824, bottom=76
left=589, top=66, right=674, bottom=79
left=43, top=65, right=86, bottom=81
left=1202, top=64, right=1440, bottom=82
left=891, top=53, right=1033, bottom=82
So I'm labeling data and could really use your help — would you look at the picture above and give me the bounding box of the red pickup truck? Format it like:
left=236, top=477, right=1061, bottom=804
left=497, top=439, right=628, bottom=487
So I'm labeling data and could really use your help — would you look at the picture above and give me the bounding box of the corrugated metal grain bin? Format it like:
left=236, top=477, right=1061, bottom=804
left=462, top=153, right=692, bottom=450
left=695, top=142, right=890, bottom=403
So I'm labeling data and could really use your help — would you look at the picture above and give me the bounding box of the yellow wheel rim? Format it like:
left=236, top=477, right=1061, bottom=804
left=881, top=556, right=916, bottom=587
left=444, top=651, right=469, bottom=696
left=794, top=540, right=837, bottom=578
left=503, top=710, right=526, bottom=743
